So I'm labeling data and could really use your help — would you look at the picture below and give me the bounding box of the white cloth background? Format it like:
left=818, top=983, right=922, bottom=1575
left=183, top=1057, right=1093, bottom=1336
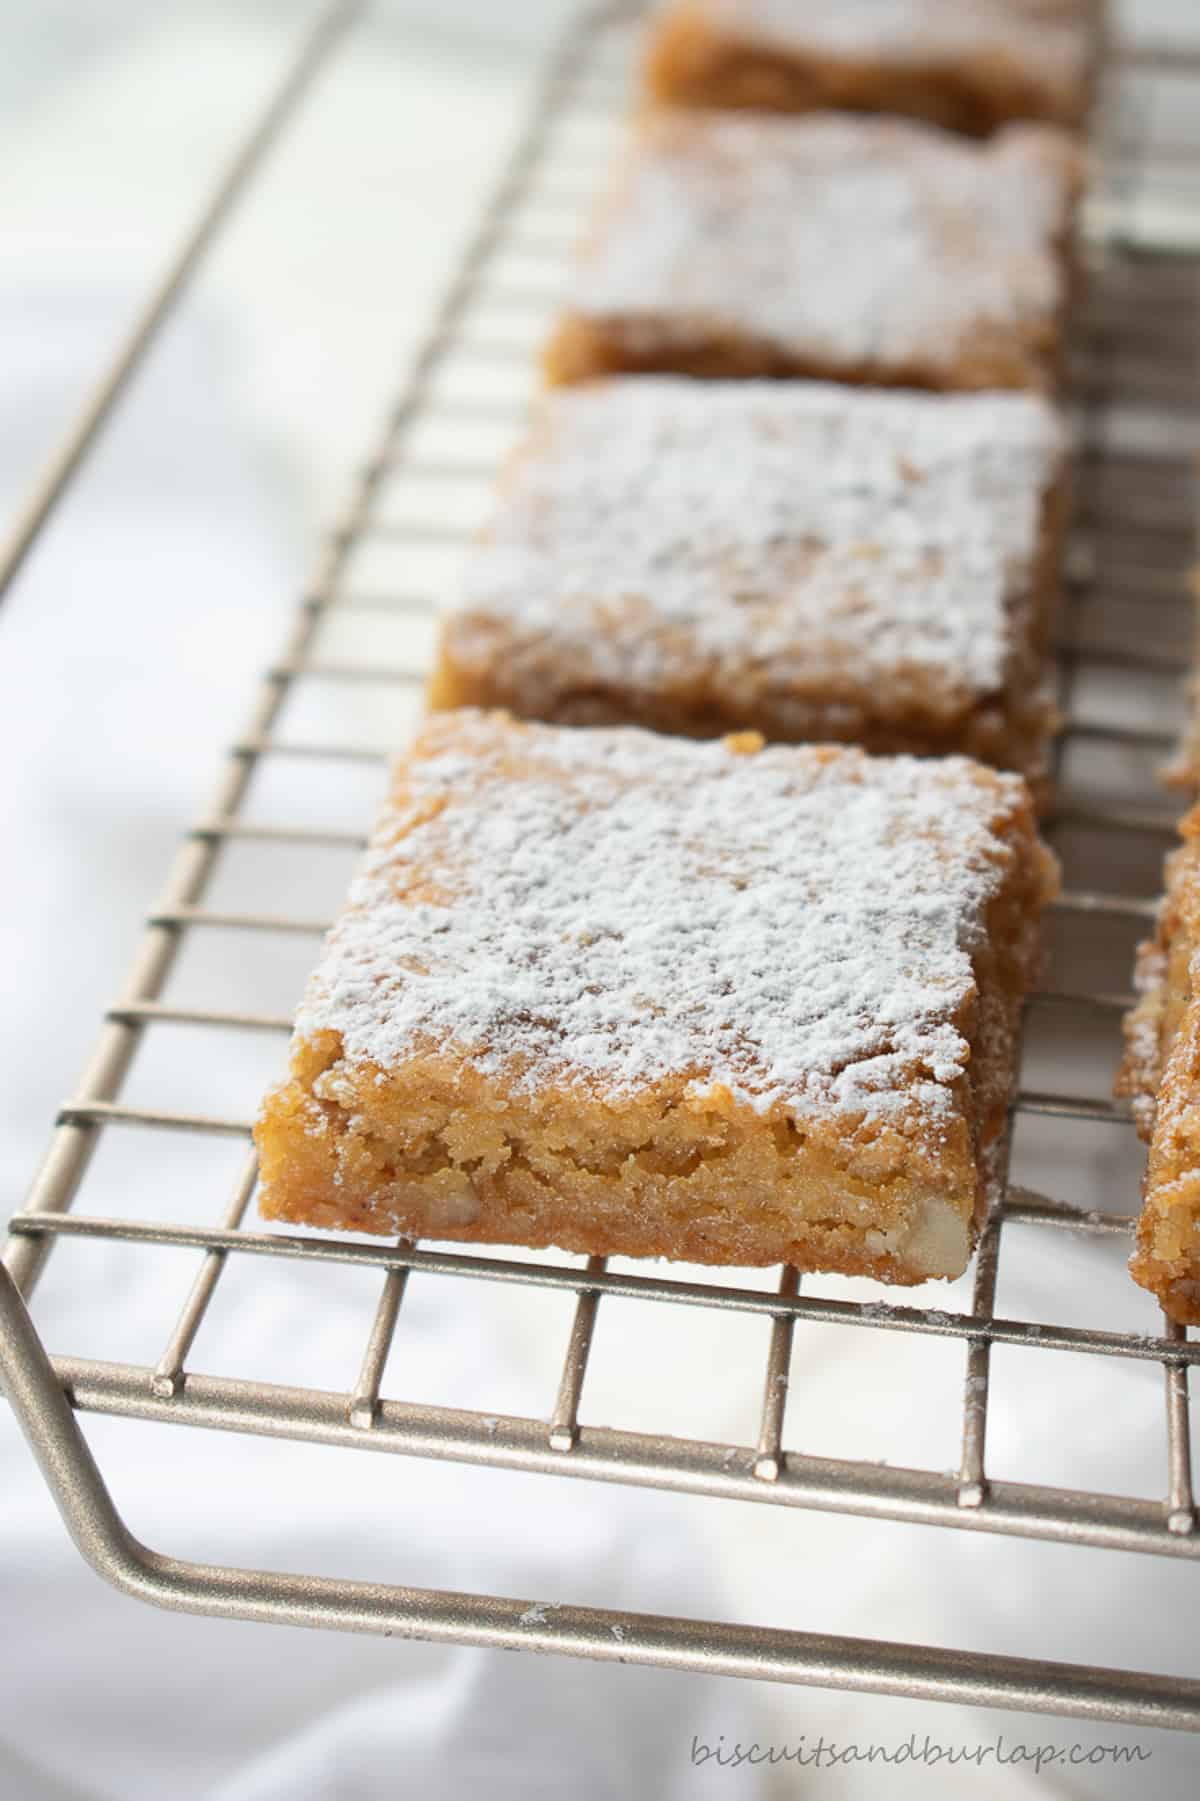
left=2, top=4, right=1199, bottom=1798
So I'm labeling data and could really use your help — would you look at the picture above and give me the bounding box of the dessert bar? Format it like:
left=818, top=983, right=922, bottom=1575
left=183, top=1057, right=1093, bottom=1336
left=431, top=378, right=1068, bottom=794
left=257, top=711, right=1058, bottom=1283
left=544, top=110, right=1084, bottom=392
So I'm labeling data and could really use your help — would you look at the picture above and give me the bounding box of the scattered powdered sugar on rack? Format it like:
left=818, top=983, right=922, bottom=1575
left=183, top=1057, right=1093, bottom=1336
left=700, top=0, right=1094, bottom=91
left=455, top=378, right=1065, bottom=702
left=568, top=112, right=1078, bottom=377
left=296, top=715, right=1032, bottom=1128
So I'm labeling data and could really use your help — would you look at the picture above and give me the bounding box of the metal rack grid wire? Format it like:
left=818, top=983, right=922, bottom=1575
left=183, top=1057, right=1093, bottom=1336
left=4, top=0, right=1200, bottom=1733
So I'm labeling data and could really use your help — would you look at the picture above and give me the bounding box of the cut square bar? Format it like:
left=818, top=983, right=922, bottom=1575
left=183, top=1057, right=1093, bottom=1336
left=256, top=712, right=1058, bottom=1284
left=430, top=378, right=1068, bottom=796
left=1118, top=809, right=1200, bottom=1324
left=544, top=110, right=1084, bottom=392
left=644, top=0, right=1102, bottom=136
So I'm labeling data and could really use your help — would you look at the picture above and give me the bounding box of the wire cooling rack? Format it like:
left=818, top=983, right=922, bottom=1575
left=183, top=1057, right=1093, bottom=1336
left=4, top=0, right=1200, bottom=1732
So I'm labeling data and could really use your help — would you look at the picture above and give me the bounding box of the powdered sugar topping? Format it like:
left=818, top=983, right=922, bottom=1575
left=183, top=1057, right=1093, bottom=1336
left=453, top=379, right=1065, bottom=705
left=296, top=716, right=1034, bottom=1129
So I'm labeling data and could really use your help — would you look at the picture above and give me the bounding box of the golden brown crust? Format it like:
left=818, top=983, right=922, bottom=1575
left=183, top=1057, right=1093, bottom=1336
left=1117, top=808, right=1200, bottom=1323
left=643, top=0, right=1102, bottom=136
left=544, top=309, right=1067, bottom=395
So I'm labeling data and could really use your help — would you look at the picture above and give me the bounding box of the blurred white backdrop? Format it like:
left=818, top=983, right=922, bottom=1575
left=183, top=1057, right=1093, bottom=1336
left=2, top=4, right=1200, bottom=1799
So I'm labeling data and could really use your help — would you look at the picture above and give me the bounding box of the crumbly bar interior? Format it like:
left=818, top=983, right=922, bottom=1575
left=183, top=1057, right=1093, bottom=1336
left=1118, top=810, right=1200, bottom=1324
left=257, top=713, right=1057, bottom=1283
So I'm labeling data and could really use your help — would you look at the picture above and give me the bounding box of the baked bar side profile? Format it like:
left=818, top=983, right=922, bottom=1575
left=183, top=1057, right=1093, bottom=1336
left=258, top=1042, right=985, bottom=1279
left=430, top=643, right=1061, bottom=799
left=1118, top=812, right=1200, bottom=1324
left=544, top=306, right=1068, bottom=395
